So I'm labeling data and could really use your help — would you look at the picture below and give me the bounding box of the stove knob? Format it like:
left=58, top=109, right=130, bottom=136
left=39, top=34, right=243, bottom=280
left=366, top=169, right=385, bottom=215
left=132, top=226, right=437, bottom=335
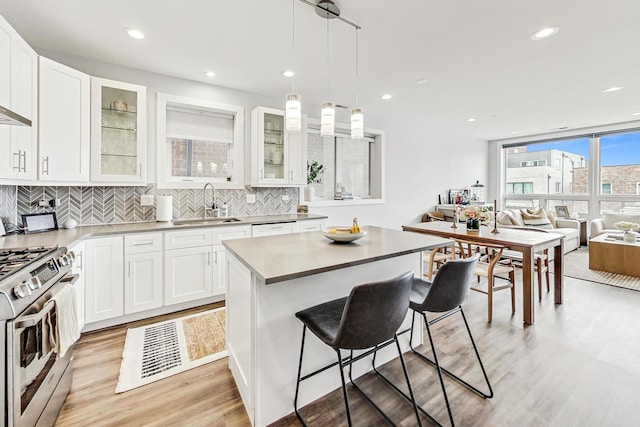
left=58, top=254, right=70, bottom=267
left=13, top=283, right=31, bottom=299
left=27, top=277, right=41, bottom=290
left=67, top=251, right=76, bottom=263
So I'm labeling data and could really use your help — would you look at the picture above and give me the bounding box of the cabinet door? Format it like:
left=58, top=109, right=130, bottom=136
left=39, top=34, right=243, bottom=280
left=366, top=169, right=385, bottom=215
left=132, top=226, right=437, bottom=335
left=213, top=245, right=225, bottom=296
left=0, top=18, right=12, bottom=178
left=9, top=35, right=37, bottom=180
left=125, top=251, right=163, bottom=314
left=39, top=57, right=90, bottom=182
left=286, top=115, right=307, bottom=185
left=164, top=246, right=213, bottom=305
left=296, top=219, right=324, bottom=233
left=90, top=77, right=147, bottom=183
left=85, top=237, right=124, bottom=323
left=68, top=241, right=86, bottom=332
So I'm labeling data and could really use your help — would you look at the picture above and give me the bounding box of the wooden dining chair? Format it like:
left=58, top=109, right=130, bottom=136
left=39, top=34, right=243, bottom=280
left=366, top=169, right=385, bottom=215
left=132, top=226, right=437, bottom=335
left=423, top=243, right=456, bottom=280
left=456, top=238, right=515, bottom=322
left=501, top=248, right=550, bottom=301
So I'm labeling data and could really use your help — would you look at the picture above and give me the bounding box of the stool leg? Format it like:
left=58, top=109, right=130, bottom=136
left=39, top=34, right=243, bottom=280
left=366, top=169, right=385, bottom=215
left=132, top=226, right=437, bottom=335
left=336, top=349, right=354, bottom=427
left=460, top=307, right=494, bottom=398
left=394, top=335, right=423, bottom=427
left=423, top=312, right=455, bottom=427
left=294, top=326, right=307, bottom=426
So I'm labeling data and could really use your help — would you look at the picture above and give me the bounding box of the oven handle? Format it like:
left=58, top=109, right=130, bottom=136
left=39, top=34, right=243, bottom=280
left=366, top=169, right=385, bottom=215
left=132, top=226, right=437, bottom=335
left=14, top=274, right=79, bottom=329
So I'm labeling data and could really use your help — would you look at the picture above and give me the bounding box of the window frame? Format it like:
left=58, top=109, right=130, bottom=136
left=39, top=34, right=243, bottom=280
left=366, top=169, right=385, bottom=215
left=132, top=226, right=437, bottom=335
left=156, top=93, right=244, bottom=189
left=301, top=119, right=385, bottom=206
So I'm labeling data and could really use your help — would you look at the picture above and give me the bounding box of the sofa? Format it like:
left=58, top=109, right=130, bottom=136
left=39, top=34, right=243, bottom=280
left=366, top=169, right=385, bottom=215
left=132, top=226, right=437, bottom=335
left=495, top=208, right=581, bottom=254
left=590, top=211, right=640, bottom=238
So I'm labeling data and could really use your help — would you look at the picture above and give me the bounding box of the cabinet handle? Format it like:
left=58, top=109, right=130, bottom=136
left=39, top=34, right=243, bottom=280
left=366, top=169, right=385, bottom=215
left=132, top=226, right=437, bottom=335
left=132, top=241, right=154, bottom=246
left=128, top=261, right=132, bottom=278
left=207, top=251, right=211, bottom=266
left=20, top=151, right=26, bottom=172
left=13, top=151, right=20, bottom=170
left=77, top=252, right=83, bottom=270
left=139, top=163, right=142, bottom=178
left=43, top=156, right=49, bottom=175
left=213, top=251, right=218, bottom=265
left=260, top=168, right=264, bottom=179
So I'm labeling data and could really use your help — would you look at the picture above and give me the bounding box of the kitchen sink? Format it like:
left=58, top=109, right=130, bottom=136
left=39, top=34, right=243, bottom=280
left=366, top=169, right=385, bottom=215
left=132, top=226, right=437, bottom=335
left=173, top=217, right=242, bottom=226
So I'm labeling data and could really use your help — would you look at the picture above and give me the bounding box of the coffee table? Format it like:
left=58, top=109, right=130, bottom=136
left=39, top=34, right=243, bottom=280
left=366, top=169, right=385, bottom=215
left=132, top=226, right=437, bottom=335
left=589, top=233, right=640, bottom=277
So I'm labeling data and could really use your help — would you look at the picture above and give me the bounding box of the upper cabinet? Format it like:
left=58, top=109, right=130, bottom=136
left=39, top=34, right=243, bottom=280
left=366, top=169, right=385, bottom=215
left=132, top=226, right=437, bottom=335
left=249, top=106, right=307, bottom=187
left=0, top=15, right=37, bottom=181
left=91, top=77, right=147, bottom=183
left=39, top=57, right=90, bottom=182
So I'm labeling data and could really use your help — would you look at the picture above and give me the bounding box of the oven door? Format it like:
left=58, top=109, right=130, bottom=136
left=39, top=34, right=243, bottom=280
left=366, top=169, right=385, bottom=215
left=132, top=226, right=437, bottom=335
left=7, top=275, right=77, bottom=427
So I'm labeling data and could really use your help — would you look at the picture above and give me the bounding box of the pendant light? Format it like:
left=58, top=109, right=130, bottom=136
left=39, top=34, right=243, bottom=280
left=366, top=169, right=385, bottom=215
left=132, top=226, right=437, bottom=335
left=320, top=14, right=335, bottom=137
left=285, top=0, right=301, bottom=132
left=350, top=27, right=364, bottom=140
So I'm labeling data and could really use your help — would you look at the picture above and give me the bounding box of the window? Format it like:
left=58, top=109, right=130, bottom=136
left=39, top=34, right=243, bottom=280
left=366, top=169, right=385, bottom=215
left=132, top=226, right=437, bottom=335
left=599, top=131, right=640, bottom=196
left=306, top=125, right=383, bottom=202
left=555, top=182, right=561, bottom=193
left=506, top=182, right=533, bottom=194
left=520, top=160, right=547, bottom=167
left=637, top=182, right=640, bottom=195
left=601, top=182, right=612, bottom=195
left=157, top=93, right=244, bottom=189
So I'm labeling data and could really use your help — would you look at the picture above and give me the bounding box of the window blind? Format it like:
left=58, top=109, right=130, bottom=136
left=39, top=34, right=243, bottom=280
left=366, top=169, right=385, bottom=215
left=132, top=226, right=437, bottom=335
left=166, top=106, right=234, bottom=143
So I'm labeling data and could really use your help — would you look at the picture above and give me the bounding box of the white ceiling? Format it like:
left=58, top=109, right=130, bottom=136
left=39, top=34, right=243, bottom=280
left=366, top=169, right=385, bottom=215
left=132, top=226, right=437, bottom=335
left=1, top=0, right=639, bottom=141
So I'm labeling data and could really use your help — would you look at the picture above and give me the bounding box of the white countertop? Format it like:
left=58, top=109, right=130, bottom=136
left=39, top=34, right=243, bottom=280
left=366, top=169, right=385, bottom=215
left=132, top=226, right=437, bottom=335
left=222, top=225, right=453, bottom=284
left=0, top=214, right=326, bottom=249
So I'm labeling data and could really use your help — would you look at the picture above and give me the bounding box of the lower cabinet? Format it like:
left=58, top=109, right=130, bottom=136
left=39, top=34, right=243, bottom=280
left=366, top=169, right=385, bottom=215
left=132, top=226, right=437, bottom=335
left=251, top=222, right=296, bottom=237
left=164, top=245, right=214, bottom=305
left=296, top=219, right=325, bottom=232
left=124, top=233, right=163, bottom=314
left=85, top=236, right=124, bottom=323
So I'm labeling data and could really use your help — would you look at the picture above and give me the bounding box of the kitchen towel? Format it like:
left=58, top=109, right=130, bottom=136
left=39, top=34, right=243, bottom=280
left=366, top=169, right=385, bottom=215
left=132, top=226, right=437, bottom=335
left=156, top=196, right=173, bottom=222
left=48, top=284, right=80, bottom=358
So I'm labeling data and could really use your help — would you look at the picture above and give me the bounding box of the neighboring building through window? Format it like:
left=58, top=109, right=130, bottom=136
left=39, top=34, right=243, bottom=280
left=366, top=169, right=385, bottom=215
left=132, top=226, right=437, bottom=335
left=506, top=182, right=533, bottom=194
left=602, top=182, right=612, bottom=195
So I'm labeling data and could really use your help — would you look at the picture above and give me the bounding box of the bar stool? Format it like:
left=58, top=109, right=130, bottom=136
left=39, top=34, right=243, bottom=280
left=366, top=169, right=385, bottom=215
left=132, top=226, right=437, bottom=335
left=294, top=271, right=421, bottom=427
left=372, top=255, right=493, bottom=427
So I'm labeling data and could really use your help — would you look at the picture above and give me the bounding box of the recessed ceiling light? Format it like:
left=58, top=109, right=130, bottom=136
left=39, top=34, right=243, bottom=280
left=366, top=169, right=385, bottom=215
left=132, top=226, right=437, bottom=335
left=205, top=71, right=216, bottom=77
left=467, top=118, right=477, bottom=122
left=125, top=28, right=145, bottom=40
left=632, top=112, right=640, bottom=116
left=416, top=79, right=428, bottom=85
left=283, top=70, right=294, bottom=78
left=381, top=94, right=392, bottom=100
left=603, top=86, right=624, bottom=93
left=530, top=26, right=559, bottom=40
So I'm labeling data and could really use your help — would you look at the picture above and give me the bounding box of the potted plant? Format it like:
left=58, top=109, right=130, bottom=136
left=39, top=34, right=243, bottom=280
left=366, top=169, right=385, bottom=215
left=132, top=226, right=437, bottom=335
left=614, top=221, right=639, bottom=243
left=306, top=161, right=324, bottom=202
left=458, top=205, right=491, bottom=231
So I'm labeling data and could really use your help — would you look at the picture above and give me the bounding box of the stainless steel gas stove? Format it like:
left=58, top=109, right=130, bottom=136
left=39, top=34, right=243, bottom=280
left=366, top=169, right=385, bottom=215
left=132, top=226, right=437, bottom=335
left=0, top=245, right=77, bottom=427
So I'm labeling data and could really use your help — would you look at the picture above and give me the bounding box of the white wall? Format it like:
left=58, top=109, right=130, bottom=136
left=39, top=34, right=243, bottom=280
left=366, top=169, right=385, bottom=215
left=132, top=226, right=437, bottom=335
left=41, top=50, right=490, bottom=230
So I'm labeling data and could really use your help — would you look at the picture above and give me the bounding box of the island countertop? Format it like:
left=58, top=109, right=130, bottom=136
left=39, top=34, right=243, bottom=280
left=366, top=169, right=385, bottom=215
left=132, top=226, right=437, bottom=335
left=223, top=225, right=453, bottom=284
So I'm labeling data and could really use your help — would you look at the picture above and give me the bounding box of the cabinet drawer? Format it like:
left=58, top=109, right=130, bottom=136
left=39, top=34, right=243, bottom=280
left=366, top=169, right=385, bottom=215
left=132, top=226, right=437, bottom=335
left=124, top=233, right=163, bottom=254
left=212, top=225, right=252, bottom=244
left=297, top=220, right=324, bottom=232
left=252, top=222, right=296, bottom=237
left=165, top=229, right=213, bottom=250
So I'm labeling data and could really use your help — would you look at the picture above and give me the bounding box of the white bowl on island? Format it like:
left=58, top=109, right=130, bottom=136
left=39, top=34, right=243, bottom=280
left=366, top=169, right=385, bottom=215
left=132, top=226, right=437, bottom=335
left=321, top=226, right=367, bottom=243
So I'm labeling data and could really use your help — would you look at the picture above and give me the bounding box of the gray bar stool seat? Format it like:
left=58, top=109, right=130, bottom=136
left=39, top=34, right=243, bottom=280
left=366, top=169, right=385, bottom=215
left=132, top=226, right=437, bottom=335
left=371, top=254, right=493, bottom=427
left=294, top=271, right=422, bottom=427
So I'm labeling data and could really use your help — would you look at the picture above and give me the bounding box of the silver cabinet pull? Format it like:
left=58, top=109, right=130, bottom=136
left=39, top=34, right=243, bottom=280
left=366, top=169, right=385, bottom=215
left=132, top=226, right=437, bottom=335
left=132, top=241, right=154, bottom=246
left=13, top=151, right=20, bottom=170
left=128, top=261, right=132, bottom=278
left=207, top=251, right=211, bottom=266
left=20, top=150, right=26, bottom=172
left=42, top=156, right=49, bottom=175
left=139, top=162, right=142, bottom=178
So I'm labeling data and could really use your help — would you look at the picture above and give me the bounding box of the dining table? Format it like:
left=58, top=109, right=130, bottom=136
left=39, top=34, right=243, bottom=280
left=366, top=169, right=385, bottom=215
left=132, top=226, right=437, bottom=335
left=402, top=221, right=565, bottom=325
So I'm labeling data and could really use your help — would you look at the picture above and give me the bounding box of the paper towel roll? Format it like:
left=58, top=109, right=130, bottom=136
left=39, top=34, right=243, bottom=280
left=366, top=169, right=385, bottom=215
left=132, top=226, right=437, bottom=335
left=156, top=196, right=173, bottom=222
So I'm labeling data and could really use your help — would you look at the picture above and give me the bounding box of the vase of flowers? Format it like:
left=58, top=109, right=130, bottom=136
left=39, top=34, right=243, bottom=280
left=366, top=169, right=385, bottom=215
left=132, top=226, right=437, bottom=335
left=459, top=205, right=491, bottom=231
left=614, top=221, right=640, bottom=243
left=306, top=161, right=324, bottom=202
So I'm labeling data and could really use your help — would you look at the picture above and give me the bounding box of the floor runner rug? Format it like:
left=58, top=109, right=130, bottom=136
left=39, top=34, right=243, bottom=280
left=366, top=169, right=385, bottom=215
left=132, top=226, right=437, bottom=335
left=116, top=307, right=226, bottom=393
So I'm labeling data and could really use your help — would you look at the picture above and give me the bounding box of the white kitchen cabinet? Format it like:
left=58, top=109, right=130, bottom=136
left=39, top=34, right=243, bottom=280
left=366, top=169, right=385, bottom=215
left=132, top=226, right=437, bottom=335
left=85, top=236, right=124, bottom=323
left=164, top=245, right=214, bottom=305
left=0, top=15, right=37, bottom=181
left=90, top=77, right=147, bottom=183
left=38, top=57, right=90, bottom=182
left=251, top=222, right=297, bottom=237
left=212, top=225, right=251, bottom=295
left=296, top=219, right=325, bottom=232
left=68, top=241, right=86, bottom=332
left=249, top=106, right=307, bottom=187
left=124, top=233, right=163, bottom=314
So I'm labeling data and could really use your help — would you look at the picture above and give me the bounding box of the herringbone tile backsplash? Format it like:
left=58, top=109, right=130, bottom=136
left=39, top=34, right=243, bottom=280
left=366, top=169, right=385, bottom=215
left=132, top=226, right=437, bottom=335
left=1, top=184, right=298, bottom=227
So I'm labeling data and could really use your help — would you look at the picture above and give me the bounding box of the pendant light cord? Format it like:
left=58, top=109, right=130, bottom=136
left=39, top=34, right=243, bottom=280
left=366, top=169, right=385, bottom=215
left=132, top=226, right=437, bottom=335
left=291, top=0, right=295, bottom=93
left=326, top=17, right=330, bottom=100
left=355, top=28, right=359, bottom=105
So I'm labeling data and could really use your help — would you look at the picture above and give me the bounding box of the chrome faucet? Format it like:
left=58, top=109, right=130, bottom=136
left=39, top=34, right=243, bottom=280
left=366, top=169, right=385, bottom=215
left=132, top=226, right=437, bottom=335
left=203, top=183, right=218, bottom=218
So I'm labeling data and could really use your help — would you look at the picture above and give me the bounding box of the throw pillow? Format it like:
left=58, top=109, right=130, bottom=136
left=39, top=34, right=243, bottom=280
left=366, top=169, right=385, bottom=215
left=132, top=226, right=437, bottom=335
left=496, top=212, right=513, bottom=226
left=506, top=211, right=524, bottom=226
left=520, top=209, right=553, bottom=229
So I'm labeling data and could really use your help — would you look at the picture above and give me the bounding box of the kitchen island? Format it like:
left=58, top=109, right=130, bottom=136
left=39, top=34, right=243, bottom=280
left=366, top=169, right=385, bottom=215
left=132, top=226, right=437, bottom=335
left=222, top=226, right=452, bottom=426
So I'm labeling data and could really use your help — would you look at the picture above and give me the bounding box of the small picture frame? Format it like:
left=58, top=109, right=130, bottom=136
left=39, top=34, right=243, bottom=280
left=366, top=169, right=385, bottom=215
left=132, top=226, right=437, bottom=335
left=21, top=212, right=58, bottom=234
left=555, top=205, right=570, bottom=218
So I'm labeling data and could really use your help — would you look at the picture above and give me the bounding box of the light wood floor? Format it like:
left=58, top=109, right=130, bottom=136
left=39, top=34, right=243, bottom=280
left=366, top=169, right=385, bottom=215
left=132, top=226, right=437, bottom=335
left=55, top=277, right=640, bottom=427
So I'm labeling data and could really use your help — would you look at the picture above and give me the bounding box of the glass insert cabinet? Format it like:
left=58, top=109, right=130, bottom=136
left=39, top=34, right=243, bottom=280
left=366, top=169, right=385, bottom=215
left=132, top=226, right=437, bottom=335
left=250, top=106, right=306, bottom=186
left=91, top=77, right=147, bottom=183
